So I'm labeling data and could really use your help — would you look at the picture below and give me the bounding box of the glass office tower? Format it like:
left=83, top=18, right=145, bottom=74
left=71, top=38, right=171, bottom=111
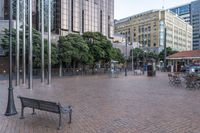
left=170, top=1, right=200, bottom=50
left=170, top=4, right=191, bottom=24
left=191, top=0, right=200, bottom=50
left=55, top=0, right=114, bottom=38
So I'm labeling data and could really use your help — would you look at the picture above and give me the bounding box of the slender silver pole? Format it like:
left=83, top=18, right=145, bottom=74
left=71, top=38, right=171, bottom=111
left=48, top=0, right=51, bottom=84
left=29, top=0, right=33, bottom=89
left=38, top=0, right=40, bottom=31
left=41, top=0, right=44, bottom=83
left=164, top=27, right=167, bottom=72
left=131, top=31, right=134, bottom=73
left=59, top=30, right=62, bottom=77
left=16, top=0, right=20, bottom=86
left=125, top=33, right=127, bottom=76
left=22, top=0, right=26, bottom=84
left=132, top=47, right=133, bottom=72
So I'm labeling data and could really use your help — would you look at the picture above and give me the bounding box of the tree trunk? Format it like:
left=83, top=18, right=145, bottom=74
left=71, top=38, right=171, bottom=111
left=92, top=64, right=95, bottom=75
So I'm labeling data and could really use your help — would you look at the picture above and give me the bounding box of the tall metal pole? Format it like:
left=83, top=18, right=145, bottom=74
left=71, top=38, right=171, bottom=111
left=131, top=30, right=134, bottom=73
left=16, top=0, right=20, bottom=86
left=142, top=51, right=145, bottom=75
left=22, top=0, right=26, bottom=84
left=5, top=0, right=17, bottom=116
left=164, top=27, right=167, bottom=72
left=38, top=0, right=41, bottom=31
left=125, top=32, right=127, bottom=77
left=41, top=0, right=45, bottom=83
left=28, top=0, right=33, bottom=89
left=59, top=30, right=62, bottom=77
left=48, top=0, right=51, bottom=84
left=132, top=46, right=134, bottom=72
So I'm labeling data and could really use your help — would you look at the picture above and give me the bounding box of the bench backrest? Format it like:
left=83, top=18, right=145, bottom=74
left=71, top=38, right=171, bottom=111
left=18, top=96, right=60, bottom=113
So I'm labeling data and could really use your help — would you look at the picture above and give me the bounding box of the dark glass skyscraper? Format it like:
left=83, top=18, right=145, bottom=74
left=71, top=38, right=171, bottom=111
left=170, top=1, right=200, bottom=50
left=191, top=0, right=200, bottom=50
left=170, top=4, right=191, bottom=24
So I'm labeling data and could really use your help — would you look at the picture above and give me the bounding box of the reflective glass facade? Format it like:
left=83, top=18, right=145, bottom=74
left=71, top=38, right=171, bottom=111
left=0, top=0, right=4, bottom=19
left=55, top=0, right=114, bottom=38
left=170, top=4, right=191, bottom=24
left=191, top=0, right=200, bottom=50
left=170, top=1, right=200, bottom=50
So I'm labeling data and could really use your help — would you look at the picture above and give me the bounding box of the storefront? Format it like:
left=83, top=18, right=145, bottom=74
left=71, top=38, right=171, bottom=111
left=167, top=50, right=200, bottom=72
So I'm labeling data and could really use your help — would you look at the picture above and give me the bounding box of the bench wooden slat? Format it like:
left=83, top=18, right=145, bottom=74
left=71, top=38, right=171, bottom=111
left=39, top=101, right=60, bottom=113
left=22, top=98, right=39, bottom=108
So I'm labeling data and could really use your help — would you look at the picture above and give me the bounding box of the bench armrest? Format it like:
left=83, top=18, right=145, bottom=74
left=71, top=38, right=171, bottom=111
left=60, top=106, right=72, bottom=114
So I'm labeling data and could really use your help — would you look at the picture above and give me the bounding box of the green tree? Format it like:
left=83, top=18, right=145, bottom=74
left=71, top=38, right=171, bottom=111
left=110, top=48, right=125, bottom=63
left=129, top=48, right=144, bottom=61
left=58, top=34, right=93, bottom=69
left=82, top=32, right=113, bottom=65
left=146, top=52, right=159, bottom=61
left=1, top=28, right=58, bottom=67
left=159, top=47, right=178, bottom=61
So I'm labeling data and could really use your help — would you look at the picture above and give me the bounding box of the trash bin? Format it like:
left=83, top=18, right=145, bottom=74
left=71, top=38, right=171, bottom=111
left=147, top=64, right=153, bottom=76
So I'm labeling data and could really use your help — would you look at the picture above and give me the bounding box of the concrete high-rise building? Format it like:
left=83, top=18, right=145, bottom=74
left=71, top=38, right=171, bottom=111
left=54, top=0, right=114, bottom=38
left=170, top=1, right=200, bottom=50
left=115, top=10, right=193, bottom=53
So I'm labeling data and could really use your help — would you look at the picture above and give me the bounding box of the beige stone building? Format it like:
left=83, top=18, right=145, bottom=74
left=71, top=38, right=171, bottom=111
left=115, top=10, right=193, bottom=53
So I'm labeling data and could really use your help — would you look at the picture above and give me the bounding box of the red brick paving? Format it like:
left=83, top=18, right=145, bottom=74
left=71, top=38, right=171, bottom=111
left=1, top=73, right=200, bottom=133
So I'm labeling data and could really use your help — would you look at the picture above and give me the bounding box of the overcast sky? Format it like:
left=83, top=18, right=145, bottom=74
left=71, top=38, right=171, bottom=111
left=115, top=0, right=193, bottom=20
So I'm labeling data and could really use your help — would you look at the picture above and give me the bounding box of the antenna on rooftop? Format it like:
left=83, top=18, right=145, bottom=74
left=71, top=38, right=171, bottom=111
left=162, top=0, right=165, bottom=9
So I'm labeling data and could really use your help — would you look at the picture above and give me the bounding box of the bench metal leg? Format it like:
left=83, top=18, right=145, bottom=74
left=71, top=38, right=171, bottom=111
left=58, top=113, right=62, bottom=130
left=69, top=109, right=72, bottom=124
left=20, top=107, right=25, bottom=119
left=32, top=108, right=36, bottom=115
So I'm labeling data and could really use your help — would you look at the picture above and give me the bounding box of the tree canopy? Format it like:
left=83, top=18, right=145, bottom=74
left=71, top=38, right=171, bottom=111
left=159, top=47, right=178, bottom=61
left=58, top=34, right=93, bottom=66
left=1, top=27, right=58, bottom=67
left=1, top=29, right=125, bottom=70
left=82, top=32, right=124, bottom=64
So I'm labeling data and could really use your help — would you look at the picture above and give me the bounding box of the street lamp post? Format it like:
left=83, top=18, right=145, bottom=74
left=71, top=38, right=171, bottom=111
left=22, top=0, right=26, bottom=85
left=125, top=33, right=128, bottom=76
left=28, top=0, right=33, bottom=89
left=16, top=0, right=20, bottom=86
left=5, top=0, right=17, bottom=116
left=48, top=0, right=52, bottom=85
left=131, top=45, right=134, bottom=73
left=164, top=27, right=167, bottom=72
left=41, top=0, right=45, bottom=82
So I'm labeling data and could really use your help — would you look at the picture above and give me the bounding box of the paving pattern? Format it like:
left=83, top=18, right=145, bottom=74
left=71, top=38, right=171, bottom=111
left=1, top=73, right=200, bottom=133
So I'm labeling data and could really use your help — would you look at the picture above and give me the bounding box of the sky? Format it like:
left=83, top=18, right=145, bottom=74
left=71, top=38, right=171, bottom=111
left=115, top=0, right=192, bottom=20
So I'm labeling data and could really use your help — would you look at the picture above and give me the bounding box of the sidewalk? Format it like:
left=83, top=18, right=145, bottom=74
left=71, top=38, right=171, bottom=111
left=1, top=73, right=200, bottom=133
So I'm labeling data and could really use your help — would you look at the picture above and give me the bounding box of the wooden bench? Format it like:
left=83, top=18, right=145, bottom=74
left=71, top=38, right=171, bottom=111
left=18, top=96, right=72, bottom=130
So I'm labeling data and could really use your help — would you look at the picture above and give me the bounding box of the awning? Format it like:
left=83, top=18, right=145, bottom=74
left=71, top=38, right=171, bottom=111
left=167, top=50, right=200, bottom=60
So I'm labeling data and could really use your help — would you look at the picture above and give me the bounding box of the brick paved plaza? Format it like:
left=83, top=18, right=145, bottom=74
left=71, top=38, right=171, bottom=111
left=1, top=72, right=200, bottom=133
